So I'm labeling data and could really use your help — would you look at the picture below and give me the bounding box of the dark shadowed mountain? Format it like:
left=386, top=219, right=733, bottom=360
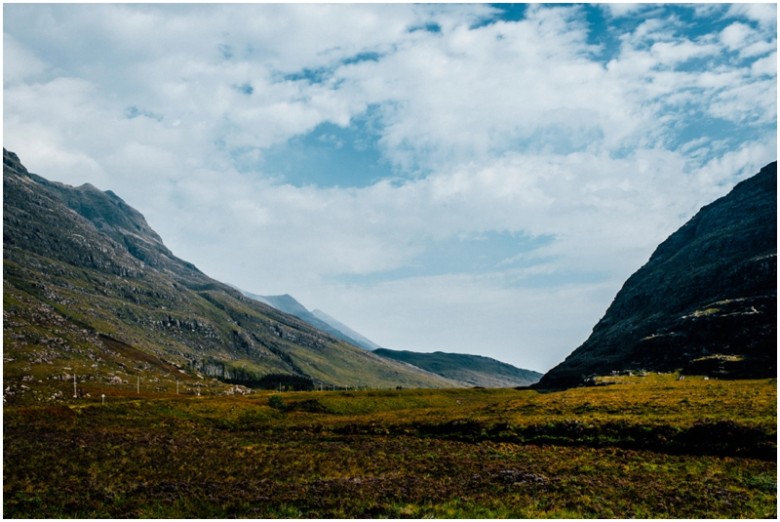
left=374, top=348, right=542, bottom=388
left=3, top=148, right=455, bottom=403
left=241, top=292, right=379, bottom=351
left=538, top=162, right=777, bottom=388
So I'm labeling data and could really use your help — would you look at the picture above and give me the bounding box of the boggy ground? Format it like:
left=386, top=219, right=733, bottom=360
left=3, top=374, right=776, bottom=518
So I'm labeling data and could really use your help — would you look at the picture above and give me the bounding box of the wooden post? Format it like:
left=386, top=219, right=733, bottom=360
left=73, top=374, right=77, bottom=398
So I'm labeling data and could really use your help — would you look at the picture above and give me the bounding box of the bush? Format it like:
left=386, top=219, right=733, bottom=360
left=268, top=395, right=286, bottom=411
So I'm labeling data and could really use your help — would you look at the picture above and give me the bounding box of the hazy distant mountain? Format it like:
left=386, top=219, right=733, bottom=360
left=248, top=291, right=538, bottom=385
left=374, top=349, right=542, bottom=388
left=311, top=309, right=381, bottom=350
left=241, top=292, right=378, bottom=351
left=3, top=148, right=454, bottom=403
left=538, top=162, right=777, bottom=388
left=245, top=293, right=309, bottom=318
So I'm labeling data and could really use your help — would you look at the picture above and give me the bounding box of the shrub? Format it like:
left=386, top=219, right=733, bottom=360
left=268, top=395, right=286, bottom=411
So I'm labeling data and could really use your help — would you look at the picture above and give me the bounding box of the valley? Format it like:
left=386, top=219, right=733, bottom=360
left=3, top=374, right=775, bottom=518
left=4, top=4, right=777, bottom=519
left=2, top=151, right=776, bottom=518
left=2, top=148, right=460, bottom=398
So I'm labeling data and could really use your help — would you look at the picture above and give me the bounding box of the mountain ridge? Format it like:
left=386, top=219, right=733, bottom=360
left=374, top=348, right=542, bottom=388
left=240, top=292, right=379, bottom=351
left=245, top=291, right=541, bottom=384
left=3, top=148, right=455, bottom=403
left=310, top=308, right=381, bottom=351
left=538, top=161, right=777, bottom=388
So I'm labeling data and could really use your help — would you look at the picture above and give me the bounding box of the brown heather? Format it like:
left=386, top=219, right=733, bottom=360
left=3, top=374, right=776, bottom=518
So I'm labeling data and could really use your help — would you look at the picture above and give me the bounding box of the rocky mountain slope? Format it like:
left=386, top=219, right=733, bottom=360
left=538, top=162, right=777, bottom=388
left=3, top=149, right=455, bottom=403
left=374, top=348, right=542, bottom=388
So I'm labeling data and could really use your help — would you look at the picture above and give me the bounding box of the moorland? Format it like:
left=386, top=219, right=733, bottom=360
left=3, top=153, right=777, bottom=519
left=3, top=373, right=776, bottom=518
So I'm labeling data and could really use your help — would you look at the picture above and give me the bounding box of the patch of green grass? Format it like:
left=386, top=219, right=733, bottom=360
left=3, top=375, right=776, bottom=518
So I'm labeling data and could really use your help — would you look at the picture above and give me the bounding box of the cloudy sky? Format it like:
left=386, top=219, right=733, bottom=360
left=4, top=3, right=777, bottom=372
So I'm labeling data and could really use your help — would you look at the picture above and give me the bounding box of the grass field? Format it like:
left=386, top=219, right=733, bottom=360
left=3, top=374, right=776, bottom=518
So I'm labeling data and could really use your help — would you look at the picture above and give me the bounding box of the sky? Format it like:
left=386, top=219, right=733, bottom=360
left=3, top=3, right=777, bottom=372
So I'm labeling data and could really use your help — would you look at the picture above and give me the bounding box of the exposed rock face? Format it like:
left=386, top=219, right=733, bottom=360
left=538, top=162, right=777, bottom=388
left=4, top=149, right=208, bottom=283
left=3, top=148, right=452, bottom=402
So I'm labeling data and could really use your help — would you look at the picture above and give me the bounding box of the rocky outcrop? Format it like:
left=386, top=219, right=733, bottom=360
left=538, top=162, right=777, bottom=388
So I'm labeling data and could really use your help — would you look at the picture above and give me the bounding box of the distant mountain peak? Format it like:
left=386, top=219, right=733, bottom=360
left=240, top=291, right=379, bottom=351
left=261, top=294, right=311, bottom=315
left=311, top=309, right=380, bottom=350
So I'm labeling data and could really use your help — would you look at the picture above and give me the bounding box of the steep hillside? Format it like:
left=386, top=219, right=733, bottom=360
left=538, top=162, right=777, bottom=388
left=3, top=149, right=453, bottom=403
left=374, top=348, right=542, bottom=387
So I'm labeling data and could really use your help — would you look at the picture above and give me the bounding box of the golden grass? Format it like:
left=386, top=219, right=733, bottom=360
left=3, top=374, right=776, bottom=518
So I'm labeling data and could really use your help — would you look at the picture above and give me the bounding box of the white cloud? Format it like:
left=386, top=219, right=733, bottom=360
left=3, top=34, right=49, bottom=84
left=727, top=3, right=777, bottom=29
left=721, top=21, right=754, bottom=49
left=4, top=4, right=776, bottom=370
left=751, top=52, right=778, bottom=76
left=602, top=3, right=651, bottom=19
left=649, top=39, right=720, bottom=64
left=338, top=5, right=638, bottom=171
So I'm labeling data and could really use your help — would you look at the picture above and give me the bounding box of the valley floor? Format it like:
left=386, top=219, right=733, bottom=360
left=3, top=374, right=776, bottom=518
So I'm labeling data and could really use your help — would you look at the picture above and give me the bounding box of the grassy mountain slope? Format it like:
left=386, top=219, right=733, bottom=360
left=3, top=149, right=453, bottom=403
left=538, top=162, right=777, bottom=388
left=374, top=348, right=542, bottom=387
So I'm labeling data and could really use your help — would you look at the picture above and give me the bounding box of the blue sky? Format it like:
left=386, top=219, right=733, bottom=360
left=4, top=3, right=776, bottom=372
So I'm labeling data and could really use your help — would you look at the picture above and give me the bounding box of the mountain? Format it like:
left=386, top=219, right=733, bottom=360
left=538, top=162, right=777, bottom=388
left=247, top=292, right=540, bottom=386
left=374, top=349, right=542, bottom=388
left=246, top=293, right=312, bottom=318
left=241, top=292, right=379, bottom=351
left=310, top=309, right=381, bottom=350
left=3, top=148, right=456, bottom=403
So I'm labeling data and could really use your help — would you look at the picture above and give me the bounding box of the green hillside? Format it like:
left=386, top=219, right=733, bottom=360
left=374, top=348, right=541, bottom=387
left=3, top=148, right=453, bottom=404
